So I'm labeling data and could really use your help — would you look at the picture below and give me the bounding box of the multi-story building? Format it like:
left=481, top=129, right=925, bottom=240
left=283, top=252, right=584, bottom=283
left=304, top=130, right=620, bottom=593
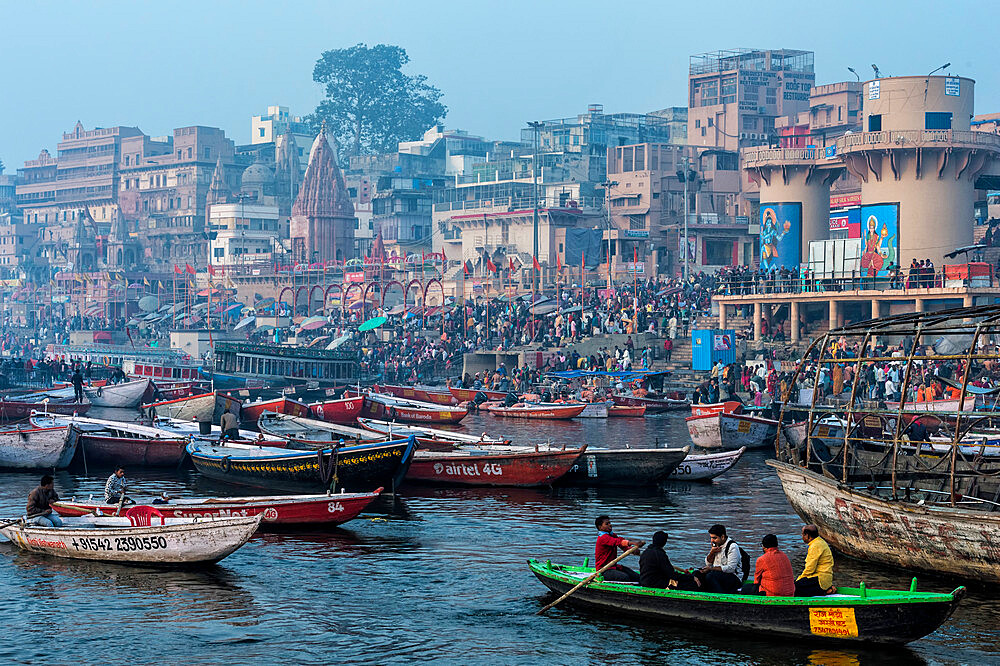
left=688, top=49, right=815, bottom=151
left=250, top=105, right=313, bottom=174
left=775, top=81, right=862, bottom=149
left=0, top=169, right=17, bottom=218
left=208, top=202, right=283, bottom=267
left=0, top=218, right=43, bottom=279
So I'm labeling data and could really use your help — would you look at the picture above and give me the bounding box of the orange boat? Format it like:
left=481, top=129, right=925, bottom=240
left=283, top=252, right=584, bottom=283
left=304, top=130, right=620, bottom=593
left=690, top=401, right=742, bottom=417
left=373, top=383, right=455, bottom=406
left=607, top=404, right=646, bottom=417
left=354, top=392, right=468, bottom=424
left=448, top=386, right=507, bottom=403
left=482, top=402, right=585, bottom=420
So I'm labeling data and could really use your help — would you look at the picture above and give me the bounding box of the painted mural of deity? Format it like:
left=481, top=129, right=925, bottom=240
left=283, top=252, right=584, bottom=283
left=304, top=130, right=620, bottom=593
left=860, top=214, right=897, bottom=277
left=760, top=207, right=791, bottom=271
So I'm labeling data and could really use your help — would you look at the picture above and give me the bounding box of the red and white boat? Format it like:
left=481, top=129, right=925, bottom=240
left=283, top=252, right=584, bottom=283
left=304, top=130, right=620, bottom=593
left=0, top=399, right=89, bottom=422
left=309, top=395, right=365, bottom=424
left=373, top=383, right=456, bottom=406
left=144, top=391, right=240, bottom=424
left=482, top=402, right=585, bottom=420
left=352, top=392, right=468, bottom=424
left=611, top=394, right=690, bottom=413
left=448, top=386, right=507, bottom=403
left=240, top=396, right=310, bottom=424
left=50, top=488, right=383, bottom=528
left=31, top=414, right=188, bottom=467
left=607, top=404, right=646, bottom=417
left=884, top=396, right=977, bottom=413
left=406, top=446, right=585, bottom=487
left=685, top=411, right=778, bottom=450
left=690, top=401, right=743, bottom=417
left=357, top=418, right=511, bottom=449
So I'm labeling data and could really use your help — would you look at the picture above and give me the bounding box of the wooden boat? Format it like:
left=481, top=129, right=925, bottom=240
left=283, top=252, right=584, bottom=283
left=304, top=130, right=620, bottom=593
left=186, top=437, right=417, bottom=493
left=528, top=559, right=964, bottom=645
left=357, top=418, right=510, bottom=447
left=144, top=391, right=240, bottom=424
left=308, top=395, right=365, bottom=424
left=257, top=412, right=384, bottom=445
left=83, top=377, right=151, bottom=409
left=448, top=386, right=507, bottom=403
left=149, top=380, right=206, bottom=401
left=884, top=395, right=977, bottom=413
left=51, top=489, right=382, bottom=528
left=690, top=400, right=743, bottom=417
left=406, top=445, right=585, bottom=487
left=769, top=460, right=1000, bottom=583
left=482, top=402, right=585, bottom=420
left=0, top=422, right=75, bottom=469
left=610, top=394, right=689, bottom=413
left=667, top=447, right=746, bottom=481
left=556, top=446, right=688, bottom=486
left=356, top=392, right=468, bottom=424
left=30, top=414, right=188, bottom=467
left=685, top=411, right=778, bottom=450
left=240, top=396, right=310, bottom=424
left=0, top=399, right=89, bottom=422
left=0, top=513, right=261, bottom=565
left=373, top=383, right=456, bottom=406
left=574, top=401, right=609, bottom=418
left=607, top=405, right=646, bottom=418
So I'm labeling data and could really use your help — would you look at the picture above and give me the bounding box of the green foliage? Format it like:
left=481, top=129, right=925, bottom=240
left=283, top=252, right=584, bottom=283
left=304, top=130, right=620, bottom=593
left=307, top=43, right=447, bottom=159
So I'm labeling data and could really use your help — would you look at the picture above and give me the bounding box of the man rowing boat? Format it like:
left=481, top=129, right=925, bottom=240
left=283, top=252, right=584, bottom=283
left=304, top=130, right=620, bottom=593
left=594, top=515, right=644, bottom=582
left=104, top=465, right=133, bottom=505
left=26, top=475, right=64, bottom=527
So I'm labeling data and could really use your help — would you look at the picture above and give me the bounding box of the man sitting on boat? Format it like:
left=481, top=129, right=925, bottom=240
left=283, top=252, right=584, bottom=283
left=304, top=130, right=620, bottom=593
left=738, top=534, right=795, bottom=597
left=104, top=466, right=133, bottom=505
left=595, top=515, right=644, bottom=582
left=639, top=531, right=702, bottom=591
left=795, top=524, right=836, bottom=597
left=698, top=524, right=746, bottom=594
left=26, top=475, right=63, bottom=527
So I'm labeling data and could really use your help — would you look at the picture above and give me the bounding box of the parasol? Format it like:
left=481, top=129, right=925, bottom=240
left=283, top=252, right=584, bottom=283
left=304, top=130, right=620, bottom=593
left=358, top=316, right=388, bottom=332
left=299, top=315, right=329, bottom=331
left=138, top=295, right=159, bottom=312
left=234, top=316, right=256, bottom=331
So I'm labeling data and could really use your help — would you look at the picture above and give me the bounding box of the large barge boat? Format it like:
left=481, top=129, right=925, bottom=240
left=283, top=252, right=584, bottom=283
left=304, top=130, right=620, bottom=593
left=206, top=341, right=358, bottom=388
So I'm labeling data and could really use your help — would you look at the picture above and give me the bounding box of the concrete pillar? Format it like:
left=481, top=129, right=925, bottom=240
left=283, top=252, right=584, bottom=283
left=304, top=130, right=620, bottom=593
left=964, top=295, right=974, bottom=308
left=719, top=303, right=728, bottom=330
left=753, top=302, right=762, bottom=341
left=914, top=298, right=924, bottom=313
left=871, top=299, right=880, bottom=320
left=829, top=300, right=839, bottom=331
left=790, top=300, right=800, bottom=343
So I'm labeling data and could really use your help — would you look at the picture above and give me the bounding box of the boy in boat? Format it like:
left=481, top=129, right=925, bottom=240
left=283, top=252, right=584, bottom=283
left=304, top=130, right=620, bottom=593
left=26, top=475, right=64, bottom=527
left=104, top=466, right=133, bottom=505
left=739, top=534, right=795, bottom=597
left=594, top=515, right=644, bottom=582
left=699, top=524, right=745, bottom=593
left=795, top=524, right=836, bottom=596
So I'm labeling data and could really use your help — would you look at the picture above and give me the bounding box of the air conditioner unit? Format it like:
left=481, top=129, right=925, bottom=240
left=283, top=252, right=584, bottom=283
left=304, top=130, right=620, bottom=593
left=740, top=132, right=748, bottom=139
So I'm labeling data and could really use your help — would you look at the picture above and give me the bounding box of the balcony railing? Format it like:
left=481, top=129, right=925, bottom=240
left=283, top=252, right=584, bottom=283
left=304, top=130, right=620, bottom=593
left=433, top=196, right=603, bottom=214
left=838, top=130, right=1000, bottom=151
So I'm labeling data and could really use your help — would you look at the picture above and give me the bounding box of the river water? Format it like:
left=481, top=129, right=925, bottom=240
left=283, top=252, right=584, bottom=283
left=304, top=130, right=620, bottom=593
left=0, top=411, right=996, bottom=665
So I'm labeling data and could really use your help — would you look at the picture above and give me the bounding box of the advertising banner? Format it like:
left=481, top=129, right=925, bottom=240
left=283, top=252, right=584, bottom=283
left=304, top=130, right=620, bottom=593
left=830, top=207, right=861, bottom=237
left=858, top=203, right=899, bottom=277
left=759, top=203, right=802, bottom=271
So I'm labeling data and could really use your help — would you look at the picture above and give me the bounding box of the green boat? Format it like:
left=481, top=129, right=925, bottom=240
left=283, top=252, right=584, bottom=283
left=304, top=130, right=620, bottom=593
left=529, top=559, right=964, bottom=645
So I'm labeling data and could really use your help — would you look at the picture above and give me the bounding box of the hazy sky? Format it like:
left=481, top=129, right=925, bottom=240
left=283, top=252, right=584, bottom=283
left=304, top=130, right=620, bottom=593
left=1, top=1, right=990, bottom=170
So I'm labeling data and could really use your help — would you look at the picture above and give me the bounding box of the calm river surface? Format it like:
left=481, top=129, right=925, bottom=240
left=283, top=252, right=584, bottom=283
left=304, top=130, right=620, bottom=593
left=0, top=411, right=996, bottom=665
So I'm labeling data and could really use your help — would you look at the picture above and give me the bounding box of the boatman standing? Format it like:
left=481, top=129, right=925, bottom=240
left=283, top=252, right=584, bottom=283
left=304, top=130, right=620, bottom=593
left=594, top=515, right=644, bottom=582
left=795, top=524, right=836, bottom=596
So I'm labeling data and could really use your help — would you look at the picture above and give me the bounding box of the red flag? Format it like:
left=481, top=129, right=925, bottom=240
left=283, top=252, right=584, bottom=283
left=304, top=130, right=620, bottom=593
left=463, top=261, right=470, bottom=276
left=509, top=257, right=515, bottom=271
left=207, top=264, right=216, bottom=277
left=633, top=247, right=638, bottom=263
left=532, top=256, right=541, bottom=272
left=557, top=254, right=562, bottom=271
left=486, top=257, right=497, bottom=273
left=174, top=265, right=182, bottom=274
left=185, top=263, right=195, bottom=275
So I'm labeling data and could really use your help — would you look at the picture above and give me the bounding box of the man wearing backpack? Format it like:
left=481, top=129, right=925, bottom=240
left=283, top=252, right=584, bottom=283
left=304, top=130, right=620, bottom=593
left=698, top=524, right=748, bottom=594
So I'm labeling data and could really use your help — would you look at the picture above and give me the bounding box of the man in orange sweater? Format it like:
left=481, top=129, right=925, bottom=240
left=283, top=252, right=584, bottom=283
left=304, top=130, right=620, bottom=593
left=739, top=534, right=795, bottom=596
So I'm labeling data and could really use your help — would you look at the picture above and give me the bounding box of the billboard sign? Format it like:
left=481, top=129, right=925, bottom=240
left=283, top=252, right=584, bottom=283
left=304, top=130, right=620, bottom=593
left=759, top=203, right=802, bottom=271
left=869, top=80, right=880, bottom=100
left=830, top=207, right=861, bottom=237
left=945, top=77, right=960, bottom=96
left=713, top=333, right=733, bottom=351
left=859, top=203, right=899, bottom=277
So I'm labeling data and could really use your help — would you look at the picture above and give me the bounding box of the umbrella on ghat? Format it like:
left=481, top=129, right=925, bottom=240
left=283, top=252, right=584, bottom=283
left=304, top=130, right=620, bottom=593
left=358, top=316, right=387, bottom=332
left=299, top=315, right=329, bottom=331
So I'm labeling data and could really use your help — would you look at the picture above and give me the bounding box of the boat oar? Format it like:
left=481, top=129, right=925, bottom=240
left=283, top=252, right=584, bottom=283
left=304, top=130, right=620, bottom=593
left=537, top=545, right=639, bottom=615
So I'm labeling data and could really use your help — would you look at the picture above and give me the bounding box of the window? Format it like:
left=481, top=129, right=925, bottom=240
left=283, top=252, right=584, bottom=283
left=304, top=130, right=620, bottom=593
left=838, top=106, right=843, bottom=122
left=742, top=116, right=757, bottom=130
left=187, top=148, right=192, bottom=159
left=214, top=247, right=224, bottom=258
left=704, top=239, right=734, bottom=266
left=925, top=112, right=952, bottom=130
left=258, top=128, right=265, bottom=138
left=707, top=118, right=713, bottom=127
left=125, top=155, right=130, bottom=166
left=629, top=214, right=646, bottom=230
left=868, top=114, right=882, bottom=131
left=203, top=147, right=211, bottom=159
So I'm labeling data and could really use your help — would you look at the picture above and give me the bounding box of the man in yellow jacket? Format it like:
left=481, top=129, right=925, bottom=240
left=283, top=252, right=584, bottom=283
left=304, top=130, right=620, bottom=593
left=795, top=524, right=836, bottom=597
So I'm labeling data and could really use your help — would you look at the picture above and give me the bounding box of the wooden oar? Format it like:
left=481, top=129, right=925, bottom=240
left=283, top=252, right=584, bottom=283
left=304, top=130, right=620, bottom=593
left=537, top=545, right=640, bottom=615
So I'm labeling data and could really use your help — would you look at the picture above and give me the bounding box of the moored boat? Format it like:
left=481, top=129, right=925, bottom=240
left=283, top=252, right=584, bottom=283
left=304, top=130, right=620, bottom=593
left=667, top=447, right=746, bottom=481
left=556, top=446, right=688, bottom=486
left=357, top=418, right=510, bottom=446
left=448, top=386, right=507, bottom=403
left=482, top=402, right=585, bottom=420
left=51, top=489, right=382, bottom=528
left=373, top=383, right=456, bottom=406
left=690, top=401, right=743, bottom=417
left=0, top=513, right=261, bottom=565
left=309, top=395, right=366, bottom=424
left=186, top=437, right=417, bottom=493
left=884, top=395, right=977, bottom=413
left=257, top=412, right=384, bottom=445
left=406, top=445, right=585, bottom=487
left=685, top=411, right=778, bottom=450
left=144, top=391, right=240, bottom=424
left=83, top=377, right=151, bottom=408
left=240, top=396, right=310, bottom=424
left=610, top=394, right=690, bottom=413
left=528, top=559, right=964, bottom=645
left=574, top=401, right=610, bottom=418
left=0, top=399, right=89, bottom=422
left=0, top=422, right=76, bottom=469
left=30, top=414, right=188, bottom=468
left=607, top=405, right=646, bottom=418
left=356, top=392, right=468, bottom=424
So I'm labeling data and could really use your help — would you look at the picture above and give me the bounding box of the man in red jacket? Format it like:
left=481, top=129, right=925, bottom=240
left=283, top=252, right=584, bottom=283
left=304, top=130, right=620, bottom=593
left=594, top=515, right=644, bottom=582
left=740, top=533, right=796, bottom=596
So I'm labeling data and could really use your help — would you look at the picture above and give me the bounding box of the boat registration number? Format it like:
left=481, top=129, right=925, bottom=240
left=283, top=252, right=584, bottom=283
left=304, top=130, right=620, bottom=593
left=737, top=420, right=751, bottom=433
left=808, top=607, right=858, bottom=638
left=70, top=536, right=168, bottom=552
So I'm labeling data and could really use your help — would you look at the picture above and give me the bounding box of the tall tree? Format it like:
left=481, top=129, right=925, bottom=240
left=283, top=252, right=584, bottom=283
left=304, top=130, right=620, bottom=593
left=308, top=44, right=446, bottom=159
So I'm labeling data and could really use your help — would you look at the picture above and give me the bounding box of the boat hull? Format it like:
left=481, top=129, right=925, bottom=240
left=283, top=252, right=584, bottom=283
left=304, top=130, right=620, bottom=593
left=406, top=448, right=584, bottom=487
left=147, top=392, right=240, bottom=424
left=449, top=386, right=507, bottom=403
left=374, top=384, right=456, bottom=406
left=360, top=397, right=467, bottom=424
left=528, top=560, right=963, bottom=645
left=0, top=401, right=89, bottom=422
left=607, top=405, right=646, bottom=417
left=557, top=448, right=687, bottom=486
left=84, top=378, right=151, bottom=408
left=309, top=396, right=365, bottom=424
left=0, top=426, right=75, bottom=469
left=690, top=401, right=742, bottom=417
left=575, top=402, right=609, bottom=418
left=483, top=403, right=585, bottom=419
left=188, top=438, right=416, bottom=494
left=71, top=426, right=187, bottom=467
left=611, top=395, right=689, bottom=413
left=0, top=515, right=261, bottom=565
left=769, top=460, right=1000, bottom=583
left=686, top=412, right=777, bottom=450
left=51, top=490, right=381, bottom=527
left=240, top=397, right=310, bottom=424
left=667, top=447, right=746, bottom=481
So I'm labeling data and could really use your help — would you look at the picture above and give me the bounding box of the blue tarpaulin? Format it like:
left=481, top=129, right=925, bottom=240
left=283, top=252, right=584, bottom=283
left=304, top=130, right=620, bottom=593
left=546, top=370, right=668, bottom=382
left=564, top=228, right=604, bottom=268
